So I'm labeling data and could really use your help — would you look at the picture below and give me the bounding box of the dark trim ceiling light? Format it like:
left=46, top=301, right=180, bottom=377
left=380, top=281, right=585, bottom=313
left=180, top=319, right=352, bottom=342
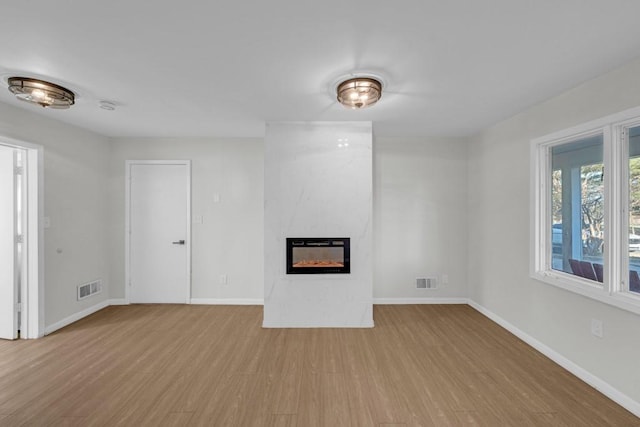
left=336, top=77, right=382, bottom=109
left=7, top=77, right=75, bottom=109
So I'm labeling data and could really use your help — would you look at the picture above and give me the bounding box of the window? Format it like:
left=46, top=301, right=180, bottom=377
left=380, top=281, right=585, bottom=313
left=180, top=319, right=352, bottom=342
left=532, top=106, right=640, bottom=314
left=550, top=135, right=604, bottom=281
left=627, top=125, right=640, bottom=294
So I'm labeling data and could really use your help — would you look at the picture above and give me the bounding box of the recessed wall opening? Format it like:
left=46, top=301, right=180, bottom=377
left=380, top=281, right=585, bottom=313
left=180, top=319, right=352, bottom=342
left=286, top=238, right=350, bottom=274
left=0, top=138, right=42, bottom=339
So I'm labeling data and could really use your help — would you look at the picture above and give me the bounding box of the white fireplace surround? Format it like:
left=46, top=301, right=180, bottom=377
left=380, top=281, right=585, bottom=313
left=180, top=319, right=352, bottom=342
left=263, top=121, right=373, bottom=327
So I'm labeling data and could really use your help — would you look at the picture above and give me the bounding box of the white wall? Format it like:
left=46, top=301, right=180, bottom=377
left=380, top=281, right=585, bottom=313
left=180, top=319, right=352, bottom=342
left=468, top=57, right=640, bottom=404
left=373, top=136, right=468, bottom=301
left=109, top=134, right=468, bottom=309
left=0, top=102, right=110, bottom=330
left=108, top=138, right=264, bottom=302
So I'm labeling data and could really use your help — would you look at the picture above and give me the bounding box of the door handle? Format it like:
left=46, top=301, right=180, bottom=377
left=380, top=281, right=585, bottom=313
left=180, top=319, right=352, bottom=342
left=172, top=240, right=185, bottom=245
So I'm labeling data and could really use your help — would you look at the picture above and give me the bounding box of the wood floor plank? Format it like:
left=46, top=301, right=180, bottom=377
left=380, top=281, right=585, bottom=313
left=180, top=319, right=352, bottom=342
left=266, top=373, right=303, bottom=415
left=296, top=372, right=352, bottom=427
left=49, top=416, right=90, bottom=426
left=189, top=373, right=271, bottom=426
left=265, top=413, right=297, bottom=427
left=304, top=329, right=345, bottom=374
left=0, top=304, right=637, bottom=426
left=344, top=373, right=410, bottom=426
left=157, top=411, right=195, bottom=427
left=256, top=328, right=305, bottom=375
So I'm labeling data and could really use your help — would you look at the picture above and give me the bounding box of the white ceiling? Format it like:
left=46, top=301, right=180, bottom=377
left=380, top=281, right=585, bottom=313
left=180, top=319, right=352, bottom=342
left=2, top=1, right=640, bottom=138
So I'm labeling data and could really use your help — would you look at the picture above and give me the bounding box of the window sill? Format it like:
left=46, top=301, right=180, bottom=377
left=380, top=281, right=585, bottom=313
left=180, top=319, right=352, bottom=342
left=532, top=269, right=640, bottom=316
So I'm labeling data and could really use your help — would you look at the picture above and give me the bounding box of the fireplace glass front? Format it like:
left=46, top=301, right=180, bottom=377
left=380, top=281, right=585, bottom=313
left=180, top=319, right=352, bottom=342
left=286, top=238, right=350, bottom=274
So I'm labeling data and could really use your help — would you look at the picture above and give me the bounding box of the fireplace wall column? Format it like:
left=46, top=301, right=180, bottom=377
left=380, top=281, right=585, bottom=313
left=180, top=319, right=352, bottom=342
left=263, top=121, right=373, bottom=327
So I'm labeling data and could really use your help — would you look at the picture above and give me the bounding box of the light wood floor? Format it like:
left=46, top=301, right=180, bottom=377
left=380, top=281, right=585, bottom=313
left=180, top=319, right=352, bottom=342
left=0, top=305, right=637, bottom=426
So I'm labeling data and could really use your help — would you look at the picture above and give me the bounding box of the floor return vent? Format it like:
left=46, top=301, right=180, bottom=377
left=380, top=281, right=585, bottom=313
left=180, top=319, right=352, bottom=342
left=78, top=280, right=102, bottom=300
left=416, top=277, right=438, bottom=289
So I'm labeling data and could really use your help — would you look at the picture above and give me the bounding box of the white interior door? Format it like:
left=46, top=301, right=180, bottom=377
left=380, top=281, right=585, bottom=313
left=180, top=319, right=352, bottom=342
left=129, top=162, right=190, bottom=303
left=0, top=146, right=17, bottom=339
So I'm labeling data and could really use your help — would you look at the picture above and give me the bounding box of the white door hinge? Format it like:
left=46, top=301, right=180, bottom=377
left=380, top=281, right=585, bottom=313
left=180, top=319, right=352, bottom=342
left=15, top=234, right=24, bottom=244
left=14, top=166, right=23, bottom=175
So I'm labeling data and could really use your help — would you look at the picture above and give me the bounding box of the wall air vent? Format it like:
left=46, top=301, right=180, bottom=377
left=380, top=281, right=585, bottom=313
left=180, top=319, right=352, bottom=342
left=416, top=277, right=438, bottom=289
left=78, top=280, right=102, bottom=300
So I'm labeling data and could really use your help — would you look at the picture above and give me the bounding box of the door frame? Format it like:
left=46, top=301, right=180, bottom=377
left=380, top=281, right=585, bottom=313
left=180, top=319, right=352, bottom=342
left=125, top=160, right=191, bottom=304
left=0, top=136, right=44, bottom=339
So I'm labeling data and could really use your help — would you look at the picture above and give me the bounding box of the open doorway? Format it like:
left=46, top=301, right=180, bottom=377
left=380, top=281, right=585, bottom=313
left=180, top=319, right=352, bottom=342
left=0, top=138, right=43, bottom=339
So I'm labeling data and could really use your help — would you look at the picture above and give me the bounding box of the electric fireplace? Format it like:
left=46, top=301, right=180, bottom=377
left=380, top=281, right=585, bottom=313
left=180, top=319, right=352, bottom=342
left=286, top=238, right=350, bottom=274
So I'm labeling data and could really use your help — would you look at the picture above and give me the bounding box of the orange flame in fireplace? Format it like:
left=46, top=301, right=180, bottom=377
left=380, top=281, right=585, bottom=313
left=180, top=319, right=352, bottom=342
left=292, top=260, right=344, bottom=267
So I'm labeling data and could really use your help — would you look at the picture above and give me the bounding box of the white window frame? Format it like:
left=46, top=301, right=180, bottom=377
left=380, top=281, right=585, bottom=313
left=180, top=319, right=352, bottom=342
left=531, top=105, right=640, bottom=315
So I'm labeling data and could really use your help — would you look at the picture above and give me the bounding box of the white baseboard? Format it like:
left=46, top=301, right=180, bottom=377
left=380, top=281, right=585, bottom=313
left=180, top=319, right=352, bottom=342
left=109, top=298, right=129, bottom=305
left=190, top=298, right=264, bottom=305
left=44, top=299, right=110, bottom=335
left=373, top=297, right=469, bottom=305
left=467, top=300, right=640, bottom=418
left=263, top=320, right=375, bottom=328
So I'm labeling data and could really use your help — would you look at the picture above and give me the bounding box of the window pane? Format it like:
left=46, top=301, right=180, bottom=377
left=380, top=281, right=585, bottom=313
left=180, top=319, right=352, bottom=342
left=628, top=125, right=640, bottom=293
left=551, top=135, right=604, bottom=283
left=551, top=169, right=562, bottom=267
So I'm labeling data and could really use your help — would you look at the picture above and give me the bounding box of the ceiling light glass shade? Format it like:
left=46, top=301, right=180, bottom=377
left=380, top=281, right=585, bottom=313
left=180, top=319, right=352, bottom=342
left=336, top=77, right=382, bottom=109
left=8, top=77, right=75, bottom=109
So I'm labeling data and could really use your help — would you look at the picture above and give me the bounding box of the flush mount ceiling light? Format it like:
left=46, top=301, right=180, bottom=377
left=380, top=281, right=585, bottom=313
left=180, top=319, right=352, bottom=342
left=336, top=77, right=382, bottom=110
left=7, top=77, right=75, bottom=109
